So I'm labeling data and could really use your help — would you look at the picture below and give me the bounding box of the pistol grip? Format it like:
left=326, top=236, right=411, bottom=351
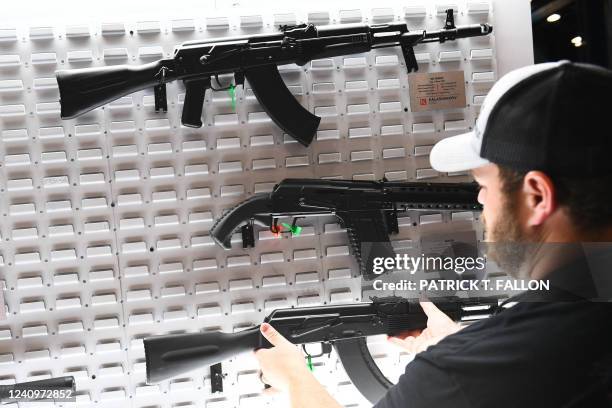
left=401, top=45, right=419, bottom=73
left=181, top=77, right=211, bottom=128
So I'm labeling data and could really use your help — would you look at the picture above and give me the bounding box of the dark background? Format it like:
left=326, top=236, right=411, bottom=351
left=531, top=0, right=612, bottom=68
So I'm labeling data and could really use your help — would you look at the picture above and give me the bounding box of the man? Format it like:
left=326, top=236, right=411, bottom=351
left=254, top=61, right=612, bottom=407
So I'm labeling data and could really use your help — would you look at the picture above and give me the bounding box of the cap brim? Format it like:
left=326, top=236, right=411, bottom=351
left=430, top=131, right=491, bottom=173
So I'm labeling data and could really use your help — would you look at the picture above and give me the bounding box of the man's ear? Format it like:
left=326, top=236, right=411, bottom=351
left=522, top=171, right=556, bottom=227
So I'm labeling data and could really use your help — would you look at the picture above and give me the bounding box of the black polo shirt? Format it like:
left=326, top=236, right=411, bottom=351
left=374, top=254, right=612, bottom=408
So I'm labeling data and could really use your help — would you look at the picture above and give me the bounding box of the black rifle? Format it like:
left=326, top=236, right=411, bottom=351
left=210, top=179, right=482, bottom=280
left=144, top=296, right=501, bottom=404
left=55, top=10, right=492, bottom=146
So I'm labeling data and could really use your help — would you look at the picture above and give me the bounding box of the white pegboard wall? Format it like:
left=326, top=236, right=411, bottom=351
left=0, top=1, right=533, bottom=407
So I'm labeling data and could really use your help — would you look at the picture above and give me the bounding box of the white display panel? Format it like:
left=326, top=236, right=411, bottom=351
left=0, top=1, right=533, bottom=407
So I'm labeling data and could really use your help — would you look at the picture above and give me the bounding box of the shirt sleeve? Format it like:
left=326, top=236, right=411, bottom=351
left=373, top=355, right=471, bottom=408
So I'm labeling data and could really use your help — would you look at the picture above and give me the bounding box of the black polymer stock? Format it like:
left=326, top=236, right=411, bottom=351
left=55, top=10, right=493, bottom=146
left=144, top=296, right=502, bottom=404
left=210, top=178, right=482, bottom=280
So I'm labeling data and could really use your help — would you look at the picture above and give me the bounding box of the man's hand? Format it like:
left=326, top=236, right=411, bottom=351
left=388, top=301, right=462, bottom=354
left=254, top=323, right=312, bottom=393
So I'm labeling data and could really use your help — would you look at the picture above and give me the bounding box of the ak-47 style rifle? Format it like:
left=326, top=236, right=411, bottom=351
left=210, top=178, right=482, bottom=280
left=56, top=10, right=492, bottom=146
left=144, top=296, right=502, bottom=404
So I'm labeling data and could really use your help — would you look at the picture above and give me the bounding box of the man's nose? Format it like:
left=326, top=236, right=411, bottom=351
left=477, top=189, right=485, bottom=205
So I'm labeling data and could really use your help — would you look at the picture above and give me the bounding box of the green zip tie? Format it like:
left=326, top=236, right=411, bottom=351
left=306, top=354, right=314, bottom=372
left=281, top=222, right=302, bottom=236
left=228, top=84, right=236, bottom=111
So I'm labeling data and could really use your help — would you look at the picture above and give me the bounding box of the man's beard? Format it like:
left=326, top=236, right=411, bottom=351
left=484, top=193, right=540, bottom=279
